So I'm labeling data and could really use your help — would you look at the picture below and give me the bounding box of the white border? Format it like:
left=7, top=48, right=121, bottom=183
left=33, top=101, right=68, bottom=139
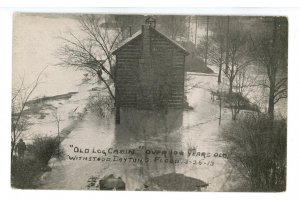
left=1, top=4, right=300, bottom=201
left=1, top=0, right=300, bottom=7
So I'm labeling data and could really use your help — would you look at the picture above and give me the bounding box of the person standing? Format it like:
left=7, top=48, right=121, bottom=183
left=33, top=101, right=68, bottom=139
left=16, top=139, right=26, bottom=161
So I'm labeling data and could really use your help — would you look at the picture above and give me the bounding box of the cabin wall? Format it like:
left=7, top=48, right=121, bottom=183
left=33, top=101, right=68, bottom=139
left=170, top=49, right=185, bottom=108
left=115, top=30, right=186, bottom=109
left=150, top=31, right=185, bottom=109
left=115, top=37, right=142, bottom=108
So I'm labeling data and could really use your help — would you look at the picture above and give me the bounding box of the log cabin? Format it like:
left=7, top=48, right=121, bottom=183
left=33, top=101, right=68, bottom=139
left=112, top=17, right=189, bottom=118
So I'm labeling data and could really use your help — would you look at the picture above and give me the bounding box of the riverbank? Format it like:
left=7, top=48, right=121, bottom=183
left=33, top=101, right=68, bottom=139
left=11, top=84, right=92, bottom=189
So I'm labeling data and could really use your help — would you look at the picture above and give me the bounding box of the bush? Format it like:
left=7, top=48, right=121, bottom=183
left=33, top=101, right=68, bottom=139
left=87, top=94, right=114, bottom=118
left=29, top=136, right=63, bottom=166
left=11, top=136, right=64, bottom=188
left=210, top=90, right=260, bottom=120
left=223, top=92, right=259, bottom=112
left=222, top=113, right=286, bottom=191
left=11, top=156, right=42, bottom=189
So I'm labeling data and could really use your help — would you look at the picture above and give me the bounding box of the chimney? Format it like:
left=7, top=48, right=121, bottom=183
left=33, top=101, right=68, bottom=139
left=141, top=17, right=156, bottom=62
left=137, top=17, right=156, bottom=109
left=142, top=25, right=151, bottom=61
left=141, top=17, right=156, bottom=61
left=145, top=16, right=156, bottom=29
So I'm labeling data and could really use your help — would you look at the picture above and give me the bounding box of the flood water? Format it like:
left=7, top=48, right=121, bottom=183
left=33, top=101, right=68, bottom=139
left=12, top=14, right=286, bottom=192
left=36, top=74, right=240, bottom=191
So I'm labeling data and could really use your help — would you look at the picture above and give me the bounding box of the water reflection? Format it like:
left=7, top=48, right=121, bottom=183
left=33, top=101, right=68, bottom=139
left=115, top=108, right=183, bottom=143
left=112, top=108, right=185, bottom=190
left=37, top=74, right=232, bottom=191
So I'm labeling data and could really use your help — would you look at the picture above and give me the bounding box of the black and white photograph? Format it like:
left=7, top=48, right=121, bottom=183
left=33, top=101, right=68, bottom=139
left=11, top=12, right=288, bottom=192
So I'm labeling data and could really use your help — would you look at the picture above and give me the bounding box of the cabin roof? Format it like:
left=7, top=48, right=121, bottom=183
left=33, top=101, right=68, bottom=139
left=112, top=27, right=189, bottom=55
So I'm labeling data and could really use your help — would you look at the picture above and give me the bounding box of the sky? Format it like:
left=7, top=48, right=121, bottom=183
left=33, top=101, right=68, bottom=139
left=13, top=13, right=85, bottom=99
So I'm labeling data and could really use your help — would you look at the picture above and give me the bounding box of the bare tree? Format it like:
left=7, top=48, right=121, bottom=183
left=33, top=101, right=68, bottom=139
left=223, top=22, right=253, bottom=94
left=198, top=17, right=227, bottom=124
left=52, top=108, right=62, bottom=137
left=57, top=15, right=122, bottom=123
left=201, top=18, right=251, bottom=92
left=113, top=15, right=144, bottom=39
left=156, top=15, right=188, bottom=40
left=250, top=17, right=288, bottom=120
left=204, top=16, right=209, bottom=68
left=225, top=69, right=259, bottom=120
left=195, top=16, right=198, bottom=45
left=11, top=67, right=46, bottom=160
left=51, top=108, right=62, bottom=158
left=206, top=17, right=226, bottom=84
left=187, top=16, right=191, bottom=41
left=224, top=16, right=230, bottom=75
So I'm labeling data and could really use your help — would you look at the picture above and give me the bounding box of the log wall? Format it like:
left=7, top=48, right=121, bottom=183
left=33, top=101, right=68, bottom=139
left=115, top=28, right=186, bottom=109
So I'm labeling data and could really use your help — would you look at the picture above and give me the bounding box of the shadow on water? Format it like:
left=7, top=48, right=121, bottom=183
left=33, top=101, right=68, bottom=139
left=115, top=108, right=183, bottom=144
left=111, top=108, right=202, bottom=190
left=39, top=107, right=212, bottom=191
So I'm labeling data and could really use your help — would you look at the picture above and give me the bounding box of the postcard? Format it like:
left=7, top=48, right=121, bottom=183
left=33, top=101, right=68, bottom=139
left=11, top=13, right=287, bottom=191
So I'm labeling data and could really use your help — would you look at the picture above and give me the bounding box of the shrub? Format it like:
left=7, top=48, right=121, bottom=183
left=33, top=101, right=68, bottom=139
left=222, top=113, right=286, bottom=191
left=210, top=90, right=260, bottom=120
left=11, top=136, right=64, bottom=188
left=29, top=136, right=63, bottom=166
left=87, top=94, right=114, bottom=118
left=11, top=156, right=42, bottom=189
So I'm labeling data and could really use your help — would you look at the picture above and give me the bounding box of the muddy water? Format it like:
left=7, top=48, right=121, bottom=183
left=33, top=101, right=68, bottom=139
left=38, top=74, right=238, bottom=191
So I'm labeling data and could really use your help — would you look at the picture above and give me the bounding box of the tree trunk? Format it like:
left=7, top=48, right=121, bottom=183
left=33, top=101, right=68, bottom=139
left=115, top=105, right=120, bottom=124
left=57, top=123, right=60, bottom=137
left=218, top=42, right=223, bottom=84
left=218, top=63, right=222, bottom=84
left=204, top=16, right=209, bottom=68
left=57, top=123, right=60, bottom=158
left=268, top=79, right=275, bottom=120
left=232, top=112, right=237, bottom=120
left=115, top=87, right=120, bottom=124
left=268, top=18, right=278, bottom=120
left=229, top=79, right=233, bottom=94
left=121, top=27, right=126, bottom=40
left=188, top=16, right=191, bottom=41
left=218, top=86, right=222, bottom=126
left=11, top=143, right=15, bottom=162
left=225, top=16, right=230, bottom=75
left=195, top=16, right=198, bottom=45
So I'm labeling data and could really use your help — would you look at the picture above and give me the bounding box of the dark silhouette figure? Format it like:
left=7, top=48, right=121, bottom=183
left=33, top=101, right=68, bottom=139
left=16, top=139, right=26, bottom=161
left=99, top=174, right=126, bottom=190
